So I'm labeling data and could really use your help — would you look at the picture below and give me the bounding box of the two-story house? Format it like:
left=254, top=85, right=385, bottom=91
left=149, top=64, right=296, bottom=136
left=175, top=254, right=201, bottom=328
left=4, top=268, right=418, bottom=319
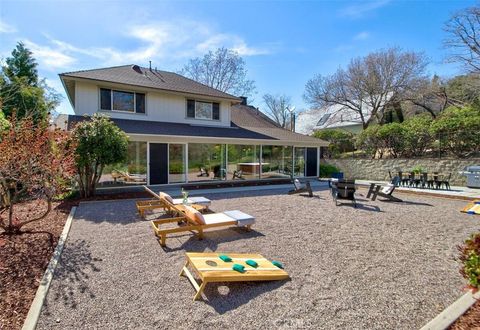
left=56, top=64, right=328, bottom=187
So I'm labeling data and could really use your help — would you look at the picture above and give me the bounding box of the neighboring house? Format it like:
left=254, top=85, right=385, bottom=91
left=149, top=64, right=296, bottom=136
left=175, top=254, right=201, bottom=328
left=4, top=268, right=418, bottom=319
left=57, top=64, right=328, bottom=187
left=296, top=104, right=373, bottom=135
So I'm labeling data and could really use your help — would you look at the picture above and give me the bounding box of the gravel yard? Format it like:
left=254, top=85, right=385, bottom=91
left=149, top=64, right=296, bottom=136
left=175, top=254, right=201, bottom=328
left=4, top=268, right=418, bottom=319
left=36, top=187, right=479, bottom=329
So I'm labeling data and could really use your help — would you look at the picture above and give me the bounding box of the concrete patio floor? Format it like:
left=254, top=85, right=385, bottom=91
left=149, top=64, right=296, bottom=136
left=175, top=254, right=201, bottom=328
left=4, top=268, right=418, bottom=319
left=36, top=186, right=480, bottom=329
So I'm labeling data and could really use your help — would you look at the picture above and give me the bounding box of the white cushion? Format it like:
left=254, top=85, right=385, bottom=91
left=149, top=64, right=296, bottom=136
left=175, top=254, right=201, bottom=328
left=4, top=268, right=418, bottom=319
left=172, top=196, right=211, bottom=206
left=382, top=184, right=394, bottom=195
left=159, top=192, right=173, bottom=204
left=203, top=213, right=236, bottom=225
left=223, top=210, right=256, bottom=226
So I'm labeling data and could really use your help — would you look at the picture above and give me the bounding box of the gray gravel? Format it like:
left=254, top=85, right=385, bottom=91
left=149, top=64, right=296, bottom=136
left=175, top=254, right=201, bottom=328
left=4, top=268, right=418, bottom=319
left=36, top=187, right=480, bottom=329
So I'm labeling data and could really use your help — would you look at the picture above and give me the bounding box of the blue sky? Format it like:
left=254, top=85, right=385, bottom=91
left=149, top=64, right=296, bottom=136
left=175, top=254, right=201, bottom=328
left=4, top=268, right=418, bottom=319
left=0, top=0, right=475, bottom=115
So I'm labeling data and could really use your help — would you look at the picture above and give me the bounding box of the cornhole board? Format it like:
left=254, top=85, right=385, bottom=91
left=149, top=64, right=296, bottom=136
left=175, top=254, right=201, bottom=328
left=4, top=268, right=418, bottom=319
left=462, top=200, right=480, bottom=215
left=180, top=252, right=290, bottom=301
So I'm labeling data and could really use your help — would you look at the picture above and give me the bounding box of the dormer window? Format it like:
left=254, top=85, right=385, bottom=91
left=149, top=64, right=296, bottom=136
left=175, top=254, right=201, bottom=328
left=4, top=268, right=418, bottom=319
left=187, top=99, right=220, bottom=120
left=100, top=88, right=145, bottom=113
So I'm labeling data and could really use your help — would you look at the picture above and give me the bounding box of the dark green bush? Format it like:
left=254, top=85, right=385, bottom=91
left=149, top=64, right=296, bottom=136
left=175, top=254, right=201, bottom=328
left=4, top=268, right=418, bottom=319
left=319, top=163, right=340, bottom=177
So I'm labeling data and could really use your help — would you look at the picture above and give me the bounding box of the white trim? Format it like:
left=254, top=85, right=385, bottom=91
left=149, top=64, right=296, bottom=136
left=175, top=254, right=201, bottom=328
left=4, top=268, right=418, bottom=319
left=185, top=143, right=189, bottom=183
left=166, top=143, right=170, bottom=184
left=317, top=147, right=320, bottom=177
left=127, top=133, right=328, bottom=147
left=147, top=142, right=151, bottom=185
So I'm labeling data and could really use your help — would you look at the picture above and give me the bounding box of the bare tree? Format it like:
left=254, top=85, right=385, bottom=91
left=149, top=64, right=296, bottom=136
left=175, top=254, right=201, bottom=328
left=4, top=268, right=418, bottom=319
left=180, top=47, right=255, bottom=97
left=444, top=6, right=480, bottom=73
left=262, top=94, right=292, bottom=128
left=304, top=47, right=428, bottom=129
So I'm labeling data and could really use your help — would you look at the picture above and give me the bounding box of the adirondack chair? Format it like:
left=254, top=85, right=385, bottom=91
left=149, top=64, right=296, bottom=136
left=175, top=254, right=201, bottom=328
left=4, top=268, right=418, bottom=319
left=331, top=179, right=356, bottom=207
left=366, top=177, right=402, bottom=202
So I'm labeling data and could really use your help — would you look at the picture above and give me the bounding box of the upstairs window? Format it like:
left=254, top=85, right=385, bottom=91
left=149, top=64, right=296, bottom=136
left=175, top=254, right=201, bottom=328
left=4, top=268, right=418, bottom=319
left=100, top=88, right=145, bottom=113
left=187, top=99, right=220, bottom=120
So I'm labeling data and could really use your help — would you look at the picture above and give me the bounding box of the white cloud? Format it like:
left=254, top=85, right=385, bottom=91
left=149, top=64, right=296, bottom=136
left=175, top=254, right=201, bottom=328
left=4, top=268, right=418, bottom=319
left=24, top=40, right=76, bottom=69
left=353, top=31, right=370, bottom=41
left=26, top=20, right=273, bottom=70
left=339, top=0, right=390, bottom=18
left=0, top=19, right=16, bottom=33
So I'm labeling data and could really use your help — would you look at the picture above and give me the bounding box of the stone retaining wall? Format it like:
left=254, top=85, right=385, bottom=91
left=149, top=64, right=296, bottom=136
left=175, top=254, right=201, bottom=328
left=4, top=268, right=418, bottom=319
left=324, top=158, right=480, bottom=186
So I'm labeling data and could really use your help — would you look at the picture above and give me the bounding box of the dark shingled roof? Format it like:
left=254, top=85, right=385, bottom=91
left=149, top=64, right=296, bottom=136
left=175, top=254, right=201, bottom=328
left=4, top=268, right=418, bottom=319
left=231, top=104, right=328, bottom=145
left=60, top=65, right=240, bottom=101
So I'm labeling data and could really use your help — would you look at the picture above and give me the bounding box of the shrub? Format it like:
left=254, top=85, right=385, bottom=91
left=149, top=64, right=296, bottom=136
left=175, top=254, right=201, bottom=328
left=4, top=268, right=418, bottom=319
left=0, top=117, right=75, bottom=234
left=319, top=163, right=340, bottom=177
left=402, top=114, right=433, bottom=157
left=458, top=232, right=480, bottom=290
left=356, top=125, right=382, bottom=158
left=313, top=129, right=355, bottom=158
left=72, top=115, right=129, bottom=198
left=430, top=106, right=480, bottom=158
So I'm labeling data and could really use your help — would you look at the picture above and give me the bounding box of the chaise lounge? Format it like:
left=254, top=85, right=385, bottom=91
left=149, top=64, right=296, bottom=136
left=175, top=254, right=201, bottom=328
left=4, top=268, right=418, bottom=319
left=147, top=189, right=255, bottom=246
left=136, top=189, right=211, bottom=218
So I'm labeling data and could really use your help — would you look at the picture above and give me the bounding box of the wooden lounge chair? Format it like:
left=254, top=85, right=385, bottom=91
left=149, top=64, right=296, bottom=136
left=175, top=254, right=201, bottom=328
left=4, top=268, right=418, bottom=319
left=147, top=189, right=255, bottom=247
left=331, top=179, right=356, bottom=207
left=137, top=189, right=211, bottom=218
left=366, top=177, right=402, bottom=202
left=115, top=170, right=146, bottom=184
left=288, top=179, right=313, bottom=197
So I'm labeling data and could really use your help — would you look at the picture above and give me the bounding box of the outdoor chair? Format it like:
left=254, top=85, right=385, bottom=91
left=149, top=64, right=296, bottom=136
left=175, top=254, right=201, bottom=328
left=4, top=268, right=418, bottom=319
left=197, top=167, right=209, bottom=177
left=288, top=178, right=313, bottom=197
left=420, top=172, right=428, bottom=189
left=213, top=165, right=226, bottom=179
left=232, top=170, right=244, bottom=180
left=366, top=177, right=402, bottom=202
left=115, top=170, right=146, bottom=184
left=440, top=173, right=452, bottom=190
left=398, top=171, right=409, bottom=187
left=137, top=189, right=211, bottom=218
left=330, top=179, right=356, bottom=207
left=146, top=188, right=255, bottom=247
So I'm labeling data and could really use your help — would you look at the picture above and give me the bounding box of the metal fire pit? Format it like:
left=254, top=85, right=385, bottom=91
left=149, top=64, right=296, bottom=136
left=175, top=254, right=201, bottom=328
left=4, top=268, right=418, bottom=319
left=459, top=165, right=480, bottom=188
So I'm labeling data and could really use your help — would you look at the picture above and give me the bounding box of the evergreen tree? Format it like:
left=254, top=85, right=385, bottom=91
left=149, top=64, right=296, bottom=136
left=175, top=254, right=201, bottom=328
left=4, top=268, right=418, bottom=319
left=0, top=42, right=60, bottom=123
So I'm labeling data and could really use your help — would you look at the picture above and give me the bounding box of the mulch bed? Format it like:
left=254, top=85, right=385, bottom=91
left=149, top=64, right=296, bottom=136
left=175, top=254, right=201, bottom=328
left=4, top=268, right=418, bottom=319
left=0, top=191, right=149, bottom=330
left=449, top=299, right=480, bottom=330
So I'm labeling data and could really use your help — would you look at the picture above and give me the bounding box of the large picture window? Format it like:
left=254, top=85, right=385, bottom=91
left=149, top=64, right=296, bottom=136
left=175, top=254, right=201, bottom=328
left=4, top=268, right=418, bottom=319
left=188, top=143, right=226, bottom=181
left=100, top=141, right=147, bottom=186
left=100, top=88, right=145, bottom=113
left=169, top=144, right=186, bottom=183
left=261, top=146, right=293, bottom=179
left=187, top=99, right=220, bottom=120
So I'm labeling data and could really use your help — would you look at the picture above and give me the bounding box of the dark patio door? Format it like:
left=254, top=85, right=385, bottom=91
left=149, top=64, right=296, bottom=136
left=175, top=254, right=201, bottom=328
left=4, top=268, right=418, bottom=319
left=149, top=143, right=168, bottom=185
left=306, top=147, right=318, bottom=177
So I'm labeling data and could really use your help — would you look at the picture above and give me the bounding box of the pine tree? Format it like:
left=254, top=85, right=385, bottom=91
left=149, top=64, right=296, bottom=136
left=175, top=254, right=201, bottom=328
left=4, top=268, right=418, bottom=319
left=0, top=42, right=60, bottom=124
